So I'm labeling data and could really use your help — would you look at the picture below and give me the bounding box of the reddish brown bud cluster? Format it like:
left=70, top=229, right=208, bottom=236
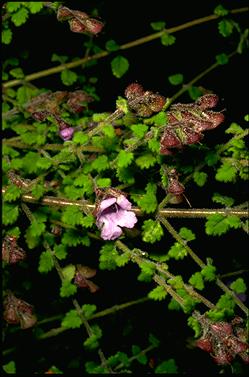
left=125, top=83, right=166, bottom=117
left=164, top=168, right=185, bottom=204
left=3, top=292, right=37, bottom=329
left=160, top=94, right=225, bottom=155
left=2, top=236, right=26, bottom=264
left=74, top=265, right=99, bottom=293
left=57, top=6, right=104, bottom=35
left=193, top=311, right=249, bottom=365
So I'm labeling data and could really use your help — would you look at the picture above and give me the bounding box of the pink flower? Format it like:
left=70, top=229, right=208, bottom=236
left=96, top=195, right=137, bottom=240
left=59, top=127, right=75, bottom=141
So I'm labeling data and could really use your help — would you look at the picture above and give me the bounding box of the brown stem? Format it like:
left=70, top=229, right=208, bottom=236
left=3, top=7, right=248, bottom=89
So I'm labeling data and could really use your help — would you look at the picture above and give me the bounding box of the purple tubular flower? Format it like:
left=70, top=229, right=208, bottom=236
left=59, top=127, right=75, bottom=141
left=96, top=195, right=137, bottom=240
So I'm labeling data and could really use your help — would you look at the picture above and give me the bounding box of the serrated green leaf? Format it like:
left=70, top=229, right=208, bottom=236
left=187, top=86, right=202, bottom=101
left=72, top=132, right=89, bottom=144
left=189, top=272, right=204, bottom=290
left=218, top=19, right=234, bottom=37
left=131, top=344, right=147, bottom=364
left=168, top=73, right=184, bottom=85
left=142, top=219, right=164, bottom=243
left=167, top=275, right=184, bottom=289
left=99, top=243, right=118, bottom=270
left=111, top=56, right=129, bottom=78
left=26, top=2, right=43, bottom=13
left=148, top=285, right=167, bottom=301
left=116, top=150, right=134, bottom=168
left=201, top=265, right=216, bottom=282
left=80, top=214, right=95, bottom=228
left=91, top=155, right=109, bottom=172
left=2, top=29, right=13, bottom=45
left=9, top=67, right=24, bottom=79
left=2, top=203, right=19, bottom=225
left=3, top=185, right=22, bottom=202
left=62, top=206, right=84, bottom=226
left=83, top=324, right=102, bottom=350
left=3, top=361, right=16, bottom=374
left=105, top=39, right=120, bottom=51
left=54, top=244, right=67, bottom=260
left=82, top=304, right=97, bottom=319
left=130, top=124, right=148, bottom=138
left=168, top=242, right=187, bottom=260
left=225, top=122, right=244, bottom=134
left=61, top=69, right=78, bottom=86
left=215, top=163, right=237, bottom=182
left=102, top=124, right=116, bottom=138
left=31, top=184, right=45, bottom=200
left=135, top=154, right=157, bottom=169
left=135, top=182, right=157, bottom=214
left=60, top=280, right=77, bottom=298
left=148, top=138, right=160, bottom=153
left=193, top=171, right=208, bottom=187
left=61, top=264, right=76, bottom=281
left=230, top=278, right=246, bottom=294
left=38, top=251, right=54, bottom=273
left=6, top=2, right=22, bottom=12
left=29, top=221, right=46, bottom=237
left=96, top=178, right=111, bottom=188
left=149, top=333, right=160, bottom=347
left=179, top=227, right=196, bottom=241
left=205, top=151, right=219, bottom=166
left=205, top=214, right=241, bottom=236
left=139, top=260, right=155, bottom=276
left=212, top=192, right=234, bottom=207
left=11, top=7, right=29, bottom=26
left=216, top=53, right=229, bottom=65
left=150, top=21, right=166, bottom=31
left=187, top=316, right=201, bottom=338
left=214, top=5, right=229, bottom=17
left=61, top=309, right=81, bottom=329
left=161, top=32, right=176, bottom=46
left=155, top=359, right=178, bottom=374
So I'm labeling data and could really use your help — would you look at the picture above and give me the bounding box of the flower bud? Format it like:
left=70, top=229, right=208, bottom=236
left=195, top=94, right=219, bottom=109
left=125, top=83, right=144, bottom=100
left=84, top=18, right=104, bottom=34
left=210, top=322, right=233, bottom=336
left=196, top=338, right=213, bottom=353
left=59, top=127, right=75, bottom=141
left=2, top=236, right=26, bottom=264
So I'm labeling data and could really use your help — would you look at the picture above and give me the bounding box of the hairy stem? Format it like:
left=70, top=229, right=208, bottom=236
left=3, top=7, right=248, bottom=89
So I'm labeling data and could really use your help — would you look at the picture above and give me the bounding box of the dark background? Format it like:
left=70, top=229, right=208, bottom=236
left=3, top=1, right=249, bottom=375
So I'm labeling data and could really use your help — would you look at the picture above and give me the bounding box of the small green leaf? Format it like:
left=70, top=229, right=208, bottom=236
left=80, top=214, right=95, bottom=228
left=62, top=206, right=84, bottom=226
left=60, top=280, right=77, bottom=298
left=54, top=244, right=67, bottom=260
left=3, top=185, right=22, bottom=202
left=38, top=251, right=54, bottom=273
left=148, top=138, right=160, bottom=153
left=84, top=324, right=102, bottom=350
left=61, top=264, right=76, bottom=281
left=61, top=309, right=81, bottom=329
left=187, top=316, right=201, bottom=338
left=6, top=2, right=22, bottom=12
left=102, top=124, right=116, bottom=138
left=72, top=132, right=89, bottom=144
left=225, top=122, right=244, bottom=134
left=9, top=67, right=24, bottom=78
left=2, top=203, right=19, bottom=225
left=214, top=5, right=229, bottom=17
left=135, top=154, right=157, bottom=169
left=205, top=214, right=241, bottom=236
left=212, top=192, right=234, bottom=207
left=168, top=242, right=187, bottom=260
left=96, top=178, right=111, bottom=188
left=150, top=21, right=166, bottom=31
left=11, top=7, right=29, bottom=26
left=216, top=53, right=229, bottom=65
left=115, top=253, right=130, bottom=267
left=82, top=304, right=97, bottom=319
left=168, top=73, right=184, bottom=85
left=99, top=243, right=119, bottom=270
left=155, top=359, right=178, bottom=374
left=161, top=32, right=176, bottom=46
left=130, top=124, right=148, bottom=139
left=26, top=2, right=43, bottom=13
left=105, top=39, right=120, bottom=51
left=2, top=29, right=13, bottom=44
left=142, top=219, right=164, bottom=243
left=31, top=184, right=45, bottom=200
left=3, top=361, right=16, bottom=374
left=218, top=19, right=234, bottom=37
left=117, top=150, right=134, bottom=168
left=134, top=182, right=157, bottom=214
left=132, top=345, right=147, bottom=365
left=215, top=163, right=237, bottom=182
left=179, top=227, right=196, bottom=241
left=189, top=272, right=204, bottom=290
left=111, top=56, right=129, bottom=78
left=188, top=86, right=202, bottom=100
left=91, top=155, right=109, bottom=172
left=148, top=333, right=160, bottom=347
left=230, top=278, right=247, bottom=294
left=193, top=171, right=208, bottom=187
left=201, top=265, right=217, bottom=282
left=29, top=221, right=46, bottom=237
left=148, top=285, right=167, bottom=301
left=61, top=69, right=78, bottom=86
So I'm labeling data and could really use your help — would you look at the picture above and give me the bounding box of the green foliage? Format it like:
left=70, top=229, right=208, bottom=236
left=26, top=2, right=44, bottom=14
left=212, top=192, right=234, bottom=207
left=116, top=150, right=134, bottom=168
left=155, top=359, right=178, bottom=374
left=161, top=32, right=176, bottom=46
left=201, top=264, right=216, bottom=282
left=130, top=124, right=148, bottom=138
left=83, top=324, right=102, bottom=350
left=3, top=185, right=22, bottom=202
left=54, top=244, right=67, bottom=260
left=105, top=39, right=120, bottom=51
left=60, top=280, right=77, bottom=298
left=205, top=214, right=241, bottom=236
left=106, top=351, right=130, bottom=368
left=61, top=206, right=84, bottom=227
left=215, top=162, right=237, bottom=182
left=73, top=132, right=89, bottom=144
left=133, top=182, right=157, bottom=214
left=2, top=203, right=19, bottom=225
left=218, top=19, right=234, bottom=37
left=82, top=304, right=97, bottom=319
left=131, top=345, right=147, bottom=365
left=179, top=227, right=196, bottom=241
left=207, top=293, right=236, bottom=319
left=187, top=316, right=201, bottom=338
left=61, top=309, right=82, bottom=329
left=38, top=251, right=54, bottom=273
left=11, top=7, right=29, bottom=26
left=216, top=52, right=229, bottom=65
left=148, top=286, right=167, bottom=301
left=188, top=272, right=204, bottom=290
left=187, top=86, right=202, bottom=100
left=91, top=155, right=109, bottom=172
left=61, top=69, right=78, bottom=86
left=139, top=260, right=156, bottom=276
left=230, top=278, right=246, bottom=294
left=111, top=56, right=129, bottom=78
left=168, top=73, right=184, bottom=85
left=135, top=154, right=157, bottom=169
left=2, top=29, right=13, bottom=45
left=225, top=122, right=244, bottom=134
left=168, top=242, right=188, bottom=260
left=96, top=177, right=111, bottom=188
left=214, top=5, right=229, bottom=17
left=3, top=361, right=16, bottom=374
left=99, top=243, right=118, bottom=270
left=142, top=219, right=164, bottom=243
left=150, top=21, right=166, bottom=31
left=193, top=171, right=208, bottom=186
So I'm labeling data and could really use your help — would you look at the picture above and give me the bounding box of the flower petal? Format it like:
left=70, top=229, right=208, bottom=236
left=99, top=197, right=116, bottom=212
left=98, top=214, right=123, bottom=240
left=117, top=195, right=132, bottom=210
left=115, top=209, right=138, bottom=228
